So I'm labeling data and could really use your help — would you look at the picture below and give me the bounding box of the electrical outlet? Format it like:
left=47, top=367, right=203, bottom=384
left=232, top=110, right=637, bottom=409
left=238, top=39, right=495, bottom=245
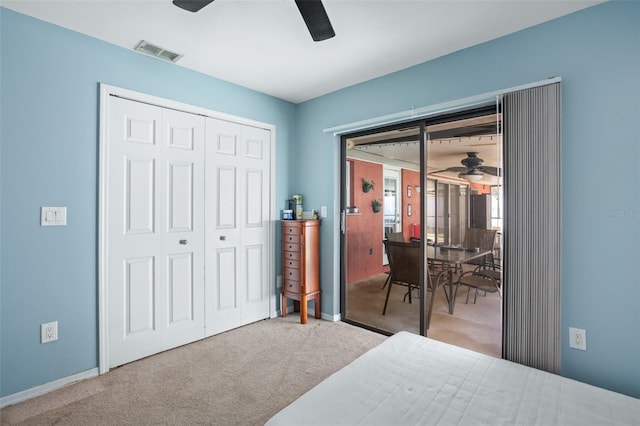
left=41, top=321, right=58, bottom=344
left=569, top=327, right=586, bottom=350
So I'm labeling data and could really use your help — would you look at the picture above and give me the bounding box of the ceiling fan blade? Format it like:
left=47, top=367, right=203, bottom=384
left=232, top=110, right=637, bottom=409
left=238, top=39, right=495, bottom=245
left=430, top=167, right=467, bottom=174
left=479, top=166, right=501, bottom=176
left=173, top=0, right=215, bottom=13
left=295, top=0, right=335, bottom=42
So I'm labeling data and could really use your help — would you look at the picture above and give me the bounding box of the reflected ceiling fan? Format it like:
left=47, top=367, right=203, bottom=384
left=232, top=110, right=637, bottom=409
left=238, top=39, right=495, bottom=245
left=172, top=0, right=335, bottom=42
left=435, top=152, right=501, bottom=182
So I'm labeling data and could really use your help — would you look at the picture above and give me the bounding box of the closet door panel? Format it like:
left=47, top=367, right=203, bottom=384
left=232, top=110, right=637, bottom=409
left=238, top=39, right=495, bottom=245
left=107, top=98, right=205, bottom=368
left=205, top=118, right=271, bottom=335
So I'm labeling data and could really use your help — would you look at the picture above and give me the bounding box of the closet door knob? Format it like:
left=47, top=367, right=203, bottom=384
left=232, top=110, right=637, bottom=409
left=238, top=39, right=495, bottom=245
left=179, top=239, right=188, bottom=245
left=220, top=236, right=226, bottom=241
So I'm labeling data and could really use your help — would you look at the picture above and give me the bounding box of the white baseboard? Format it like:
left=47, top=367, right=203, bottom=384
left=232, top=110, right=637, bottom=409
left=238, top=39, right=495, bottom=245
left=321, top=312, right=341, bottom=322
left=0, top=368, right=99, bottom=409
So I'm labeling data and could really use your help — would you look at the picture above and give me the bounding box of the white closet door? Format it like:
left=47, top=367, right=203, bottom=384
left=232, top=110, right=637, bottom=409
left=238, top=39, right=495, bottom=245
left=107, top=97, right=205, bottom=367
left=205, top=118, right=271, bottom=336
left=159, top=108, right=205, bottom=349
left=239, top=124, right=271, bottom=324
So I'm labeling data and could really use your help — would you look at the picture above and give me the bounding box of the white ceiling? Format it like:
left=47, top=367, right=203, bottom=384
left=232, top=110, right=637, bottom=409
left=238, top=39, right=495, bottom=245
left=2, top=0, right=602, bottom=103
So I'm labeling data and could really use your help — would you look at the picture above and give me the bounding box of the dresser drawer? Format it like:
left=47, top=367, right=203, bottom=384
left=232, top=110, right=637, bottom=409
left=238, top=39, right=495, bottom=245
left=284, top=242, right=300, bottom=252
left=283, top=250, right=300, bottom=261
left=284, top=267, right=300, bottom=281
left=284, top=279, right=300, bottom=293
left=284, top=258, right=300, bottom=270
left=283, top=233, right=300, bottom=244
left=283, top=226, right=301, bottom=235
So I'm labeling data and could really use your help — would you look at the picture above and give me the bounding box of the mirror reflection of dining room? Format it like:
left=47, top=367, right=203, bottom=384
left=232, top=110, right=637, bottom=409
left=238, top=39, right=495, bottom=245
left=343, top=112, right=503, bottom=357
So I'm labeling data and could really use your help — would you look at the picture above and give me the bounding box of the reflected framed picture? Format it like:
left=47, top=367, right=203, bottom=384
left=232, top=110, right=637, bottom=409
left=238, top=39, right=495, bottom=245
left=407, top=203, right=412, bottom=216
left=407, top=185, right=412, bottom=198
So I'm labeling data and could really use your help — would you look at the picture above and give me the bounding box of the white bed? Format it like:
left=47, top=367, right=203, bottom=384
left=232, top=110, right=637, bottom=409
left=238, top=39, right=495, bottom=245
left=266, top=332, right=640, bottom=425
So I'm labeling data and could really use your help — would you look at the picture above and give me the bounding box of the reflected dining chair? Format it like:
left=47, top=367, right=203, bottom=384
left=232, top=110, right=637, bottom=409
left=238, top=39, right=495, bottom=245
left=386, top=232, right=405, bottom=242
left=461, top=227, right=497, bottom=271
left=381, top=232, right=405, bottom=289
left=382, top=240, right=451, bottom=328
left=455, top=263, right=501, bottom=304
left=455, top=228, right=501, bottom=305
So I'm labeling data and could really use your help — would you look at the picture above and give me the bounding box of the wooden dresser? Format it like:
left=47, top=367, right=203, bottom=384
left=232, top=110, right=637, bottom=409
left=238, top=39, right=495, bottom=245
left=281, top=220, right=321, bottom=324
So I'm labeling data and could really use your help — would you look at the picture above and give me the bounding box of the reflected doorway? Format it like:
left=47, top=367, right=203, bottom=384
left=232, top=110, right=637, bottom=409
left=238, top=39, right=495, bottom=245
left=382, top=167, right=401, bottom=265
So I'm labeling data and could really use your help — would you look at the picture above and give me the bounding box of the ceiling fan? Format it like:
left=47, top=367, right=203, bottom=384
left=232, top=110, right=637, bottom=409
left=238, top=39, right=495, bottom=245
left=435, top=152, right=501, bottom=181
left=172, top=0, right=336, bottom=42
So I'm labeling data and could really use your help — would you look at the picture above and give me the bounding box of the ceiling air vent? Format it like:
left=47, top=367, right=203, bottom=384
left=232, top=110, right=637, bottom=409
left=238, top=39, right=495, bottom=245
left=134, top=40, right=183, bottom=63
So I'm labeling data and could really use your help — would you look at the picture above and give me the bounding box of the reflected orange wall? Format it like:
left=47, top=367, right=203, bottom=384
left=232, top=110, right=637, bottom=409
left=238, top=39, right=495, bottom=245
left=469, top=182, right=491, bottom=194
left=346, top=159, right=384, bottom=283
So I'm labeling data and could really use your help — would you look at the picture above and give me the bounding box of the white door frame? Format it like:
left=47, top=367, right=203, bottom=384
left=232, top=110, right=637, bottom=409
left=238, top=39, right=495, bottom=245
left=98, top=83, right=276, bottom=374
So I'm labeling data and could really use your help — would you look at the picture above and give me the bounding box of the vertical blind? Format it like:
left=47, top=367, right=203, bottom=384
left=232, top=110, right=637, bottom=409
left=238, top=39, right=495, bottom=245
left=502, top=83, right=562, bottom=373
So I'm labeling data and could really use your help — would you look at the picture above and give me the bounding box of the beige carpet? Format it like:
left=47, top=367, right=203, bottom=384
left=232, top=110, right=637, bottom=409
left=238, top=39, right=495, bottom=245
left=346, top=272, right=502, bottom=357
left=0, top=318, right=386, bottom=426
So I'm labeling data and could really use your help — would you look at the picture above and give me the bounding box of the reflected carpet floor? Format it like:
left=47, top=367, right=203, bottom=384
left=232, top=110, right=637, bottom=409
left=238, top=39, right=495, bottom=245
left=346, top=272, right=502, bottom=357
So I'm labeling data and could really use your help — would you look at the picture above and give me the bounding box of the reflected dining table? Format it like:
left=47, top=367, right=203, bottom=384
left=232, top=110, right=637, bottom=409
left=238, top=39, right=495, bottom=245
left=427, top=245, right=492, bottom=314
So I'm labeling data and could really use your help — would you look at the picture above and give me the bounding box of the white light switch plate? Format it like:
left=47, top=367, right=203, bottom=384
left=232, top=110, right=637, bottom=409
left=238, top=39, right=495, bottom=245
left=41, top=207, right=67, bottom=226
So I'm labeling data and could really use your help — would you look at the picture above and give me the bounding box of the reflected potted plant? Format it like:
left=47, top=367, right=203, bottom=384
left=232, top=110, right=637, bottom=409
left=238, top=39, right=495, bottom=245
left=371, top=199, right=382, bottom=213
left=362, top=178, right=375, bottom=193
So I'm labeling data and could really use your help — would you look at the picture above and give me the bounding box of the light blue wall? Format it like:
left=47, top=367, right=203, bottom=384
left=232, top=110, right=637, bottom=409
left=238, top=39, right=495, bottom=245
left=1, top=1, right=639, bottom=402
left=295, top=1, right=639, bottom=397
left=0, top=7, right=295, bottom=397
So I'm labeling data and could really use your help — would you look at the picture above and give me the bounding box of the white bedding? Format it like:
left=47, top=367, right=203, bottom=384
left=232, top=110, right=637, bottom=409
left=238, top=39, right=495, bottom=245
left=266, top=332, right=640, bottom=425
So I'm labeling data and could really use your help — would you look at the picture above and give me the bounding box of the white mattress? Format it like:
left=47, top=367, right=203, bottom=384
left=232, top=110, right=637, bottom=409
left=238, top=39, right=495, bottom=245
left=266, top=332, right=640, bottom=425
